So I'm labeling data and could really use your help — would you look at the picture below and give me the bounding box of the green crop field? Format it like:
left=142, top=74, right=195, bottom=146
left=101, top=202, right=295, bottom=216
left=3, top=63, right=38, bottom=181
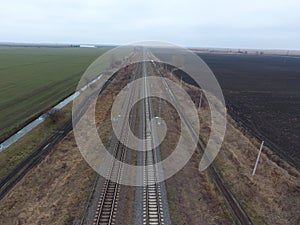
left=0, top=46, right=108, bottom=142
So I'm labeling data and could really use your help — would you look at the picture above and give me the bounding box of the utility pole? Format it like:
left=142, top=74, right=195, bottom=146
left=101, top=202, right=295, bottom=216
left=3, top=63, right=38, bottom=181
left=252, top=140, right=264, bottom=176
left=158, top=91, right=162, bottom=125
left=199, top=92, right=203, bottom=110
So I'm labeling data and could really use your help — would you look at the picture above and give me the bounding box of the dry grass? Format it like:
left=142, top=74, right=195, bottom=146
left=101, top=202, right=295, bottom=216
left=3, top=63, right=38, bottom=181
left=0, top=104, right=72, bottom=181
left=214, top=118, right=300, bottom=225
left=159, top=96, right=232, bottom=224
left=0, top=131, right=96, bottom=225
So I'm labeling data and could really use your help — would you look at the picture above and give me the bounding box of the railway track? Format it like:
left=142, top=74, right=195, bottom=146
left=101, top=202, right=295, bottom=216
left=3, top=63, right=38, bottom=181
left=150, top=59, right=253, bottom=225
left=93, top=63, right=141, bottom=225
left=93, top=141, right=126, bottom=225
left=142, top=60, right=165, bottom=225
left=93, top=59, right=169, bottom=225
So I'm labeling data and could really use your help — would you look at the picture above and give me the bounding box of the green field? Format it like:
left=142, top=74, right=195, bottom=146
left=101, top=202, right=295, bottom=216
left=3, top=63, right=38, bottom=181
left=0, top=46, right=108, bottom=142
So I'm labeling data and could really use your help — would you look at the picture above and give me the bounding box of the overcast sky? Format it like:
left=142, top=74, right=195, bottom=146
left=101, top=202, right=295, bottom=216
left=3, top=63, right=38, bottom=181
left=1, top=0, right=299, bottom=49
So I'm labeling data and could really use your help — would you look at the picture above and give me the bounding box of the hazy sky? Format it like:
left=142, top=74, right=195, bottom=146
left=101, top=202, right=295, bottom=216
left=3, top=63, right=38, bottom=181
left=1, top=0, right=299, bottom=49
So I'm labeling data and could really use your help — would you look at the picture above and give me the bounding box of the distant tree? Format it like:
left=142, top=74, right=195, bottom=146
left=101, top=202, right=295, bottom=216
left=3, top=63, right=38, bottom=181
left=47, top=109, right=65, bottom=123
left=89, top=82, right=97, bottom=90
left=115, top=60, right=122, bottom=66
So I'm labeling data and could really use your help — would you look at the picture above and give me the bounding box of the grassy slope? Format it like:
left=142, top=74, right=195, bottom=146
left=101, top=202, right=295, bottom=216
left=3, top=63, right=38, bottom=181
left=0, top=47, right=108, bottom=141
left=0, top=103, right=72, bottom=181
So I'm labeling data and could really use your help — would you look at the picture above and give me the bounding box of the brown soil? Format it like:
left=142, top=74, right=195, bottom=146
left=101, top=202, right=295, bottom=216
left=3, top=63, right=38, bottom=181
left=159, top=64, right=300, bottom=225
left=197, top=53, right=300, bottom=169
